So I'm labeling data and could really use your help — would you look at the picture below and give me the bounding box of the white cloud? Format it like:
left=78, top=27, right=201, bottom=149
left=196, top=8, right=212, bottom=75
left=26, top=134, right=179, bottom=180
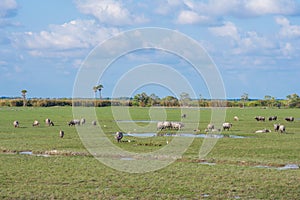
left=209, top=21, right=240, bottom=40
left=155, top=0, right=182, bottom=15
left=208, top=0, right=299, bottom=16
left=0, top=0, right=17, bottom=18
left=280, top=42, right=294, bottom=57
left=245, top=0, right=298, bottom=16
left=75, top=0, right=147, bottom=26
left=173, top=0, right=300, bottom=25
left=12, top=19, right=120, bottom=57
left=209, top=21, right=275, bottom=55
left=275, top=16, right=300, bottom=38
left=176, top=10, right=211, bottom=24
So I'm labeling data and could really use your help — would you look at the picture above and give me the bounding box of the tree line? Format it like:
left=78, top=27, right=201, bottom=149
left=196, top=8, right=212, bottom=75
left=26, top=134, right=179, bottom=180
left=1, top=92, right=300, bottom=108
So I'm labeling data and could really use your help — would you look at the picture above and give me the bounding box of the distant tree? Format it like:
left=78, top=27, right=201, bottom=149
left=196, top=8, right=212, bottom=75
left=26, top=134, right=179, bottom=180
left=161, top=96, right=179, bottom=107
left=180, top=92, right=191, bottom=107
left=93, top=84, right=104, bottom=99
left=21, top=89, right=27, bottom=107
left=241, top=93, right=248, bottom=108
left=97, top=84, right=104, bottom=100
left=149, top=93, right=160, bottom=106
left=93, top=86, right=98, bottom=98
left=264, top=95, right=275, bottom=107
left=286, top=93, right=300, bottom=108
left=132, top=92, right=150, bottom=107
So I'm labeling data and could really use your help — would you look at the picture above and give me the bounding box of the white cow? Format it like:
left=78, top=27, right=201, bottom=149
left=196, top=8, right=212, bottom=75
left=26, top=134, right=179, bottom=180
left=279, top=125, right=285, bottom=133
left=32, top=120, right=40, bottom=127
left=13, top=120, right=19, bottom=128
left=222, top=122, right=232, bottom=131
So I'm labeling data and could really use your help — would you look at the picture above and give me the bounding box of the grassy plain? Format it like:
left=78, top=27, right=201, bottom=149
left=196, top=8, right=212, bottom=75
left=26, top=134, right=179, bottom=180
left=0, top=106, right=299, bottom=199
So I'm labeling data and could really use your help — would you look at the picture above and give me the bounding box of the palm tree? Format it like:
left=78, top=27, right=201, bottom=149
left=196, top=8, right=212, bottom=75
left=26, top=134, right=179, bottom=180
left=93, top=86, right=98, bottom=106
left=241, top=93, right=248, bottom=108
left=93, top=86, right=98, bottom=98
left=93, top=85, right=104, bottom=106
left=97, top=84, right=103, bottom=100
left=21, top=89, right=27, bottom=107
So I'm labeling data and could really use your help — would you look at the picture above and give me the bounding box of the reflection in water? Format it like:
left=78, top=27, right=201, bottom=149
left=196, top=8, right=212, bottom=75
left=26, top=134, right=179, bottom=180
left=123, top=133, right=247, bottom=139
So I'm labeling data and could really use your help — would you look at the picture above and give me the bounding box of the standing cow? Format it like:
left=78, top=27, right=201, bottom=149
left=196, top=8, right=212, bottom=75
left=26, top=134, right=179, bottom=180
left=45, top=118, right=54, bottom=126
left=115, top=132, right=123, bottom=142
left=222, top=122, right=232, bottom=131
left=32, top=120, right=40, bottom=127
left=279, top=125, right=286, bottom=133
left=285, top=117, right=294, bottom=122
left=13, top=120, right=19, bottom=128
left=255, top=116, right=265, bottom=121
left=59, top=130, right=64, bottom=138
left=274, top=124, right=280, bottom=132
left=269, top=116, right=277, bottom=121
left=207, top=123, right=215, bottom=131
left=68, top=119, right=80, bottom=126
left=171, top=122, right=184, bottom=130
left=80, top=118, right=86, bottom=125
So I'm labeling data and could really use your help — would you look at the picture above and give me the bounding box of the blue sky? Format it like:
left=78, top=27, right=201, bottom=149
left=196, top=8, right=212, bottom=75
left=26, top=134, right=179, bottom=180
left=1, top=0, right=300, bottom=99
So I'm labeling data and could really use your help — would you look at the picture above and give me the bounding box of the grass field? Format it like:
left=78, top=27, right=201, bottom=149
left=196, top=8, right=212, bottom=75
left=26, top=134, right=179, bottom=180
left=0, top=106, right=299, bottom=199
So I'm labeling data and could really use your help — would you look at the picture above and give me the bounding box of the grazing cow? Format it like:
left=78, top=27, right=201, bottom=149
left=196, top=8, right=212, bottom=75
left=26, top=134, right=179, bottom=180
left=207, top=123, right=215, bottom=131
left=255, top=116, right=265, bottom=121
left=171, top=122, right=184, bottom=130
left=274, top=124, right=280, bottom=132
left=115, top=132, right=123, bottom=142
left=234, top=116, right=239, bottom=121
left=255, top=129, right=271, bottom=133
left=91, top=120, right=97, bottom=126
left=68, top=119, right=80, bottom=126
left=59, top=130, right=64, bottom=138
left=13, top=120, right=19, bottom=128
left=32, top=120, right=40, bottom=127
left=268, top=116, right=277, bottom=121
left=163, top=121, right=172, bottom=130
left=279, top=125, right=286, bottom=133
left=157, top=121, right=184, bottom=130
left=222, top=122, right=232, bottom=131
left=157, top=121, right=165, bottom=130
left=45, top=118, right=54, bottom=126
left=285, top=117, right=294, bottom=122
left=80, top=118, right=86, bottom=125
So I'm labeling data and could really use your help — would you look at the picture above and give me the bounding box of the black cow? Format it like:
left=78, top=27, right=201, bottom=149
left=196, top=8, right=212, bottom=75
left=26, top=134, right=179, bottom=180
left=269, top=116, right=277, bottom=121
left=255, top=116, right=265, bottom=121
left=115, top=132, right=123, bottom=142
left=285, top=117, right=294, bottom=122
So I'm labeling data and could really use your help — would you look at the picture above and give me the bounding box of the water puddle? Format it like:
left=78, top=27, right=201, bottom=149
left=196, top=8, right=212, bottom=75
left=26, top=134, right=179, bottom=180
left=255, top=164, right=299, bottom=170
left=124, top=133, right=157, bottom=137
left=19, top=151, right=50, bottom=157
left=278, top=164, right=299, bottom=170
left=19, top=151, right=33, bottom=155
left=201, top=194, right=210, bottom=198
left=120, top=157, right=135, bottom=161
left=123, top=133, right=247, bottom=139
left=199, top=162, right=216, bottom=166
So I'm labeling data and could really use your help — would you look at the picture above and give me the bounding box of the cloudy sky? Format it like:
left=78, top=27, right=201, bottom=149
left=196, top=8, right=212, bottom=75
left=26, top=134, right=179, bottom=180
left=1, top=0, right=300, bottom=99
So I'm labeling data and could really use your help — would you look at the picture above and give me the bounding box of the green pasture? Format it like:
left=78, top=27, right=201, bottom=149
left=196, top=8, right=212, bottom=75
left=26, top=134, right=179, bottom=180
left=0, top=106, right=299, bottom=199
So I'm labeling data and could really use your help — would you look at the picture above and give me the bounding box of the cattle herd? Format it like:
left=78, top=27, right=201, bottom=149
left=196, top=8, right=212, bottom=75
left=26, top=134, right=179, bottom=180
left=157, top=121, right=184, bottom=130
left=12, top=118, right=97, bottom=139
left=156, top=114, right=294, bottom=137
left=12, top=114, right=295, bottom=142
